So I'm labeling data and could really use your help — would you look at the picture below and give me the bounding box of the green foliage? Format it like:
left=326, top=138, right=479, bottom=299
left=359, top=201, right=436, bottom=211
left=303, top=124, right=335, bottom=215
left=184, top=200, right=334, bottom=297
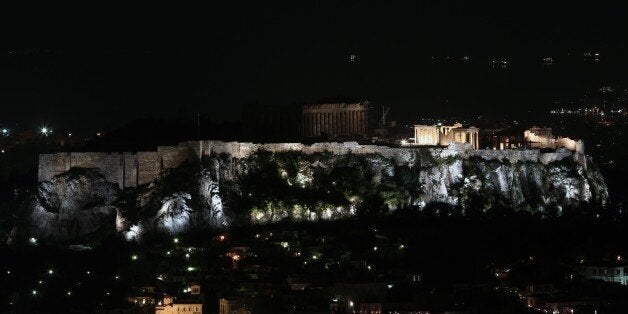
left=218, top=150, right=426, bottom=222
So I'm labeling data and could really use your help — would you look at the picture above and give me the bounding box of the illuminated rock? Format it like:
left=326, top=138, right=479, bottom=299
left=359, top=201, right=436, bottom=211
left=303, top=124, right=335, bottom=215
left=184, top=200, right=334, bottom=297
left=22, top=168, right=119, bottom=241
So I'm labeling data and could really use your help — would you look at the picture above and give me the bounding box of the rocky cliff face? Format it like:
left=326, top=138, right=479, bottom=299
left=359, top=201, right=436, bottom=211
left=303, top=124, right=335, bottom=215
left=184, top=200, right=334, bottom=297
left=17, top=148, right=608, bottom=242
left=24, top=168, right=119, bottom=241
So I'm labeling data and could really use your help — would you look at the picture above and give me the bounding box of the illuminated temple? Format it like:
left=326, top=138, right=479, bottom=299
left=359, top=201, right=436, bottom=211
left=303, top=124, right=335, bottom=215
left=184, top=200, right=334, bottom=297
left=413, top=123, right=480, bottom=149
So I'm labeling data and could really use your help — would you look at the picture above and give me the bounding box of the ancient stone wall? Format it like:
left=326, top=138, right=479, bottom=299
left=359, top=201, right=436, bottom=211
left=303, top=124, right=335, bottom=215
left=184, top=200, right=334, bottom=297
left=38, top=146, right=194, bottom=188
left=38, top=140, right=586, bottom=188
left=524, top=130, right=585, bottom=154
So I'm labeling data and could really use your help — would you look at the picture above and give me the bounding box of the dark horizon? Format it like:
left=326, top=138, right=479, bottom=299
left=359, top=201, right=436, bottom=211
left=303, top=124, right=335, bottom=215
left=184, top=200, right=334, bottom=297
left=5, top=2, right=628, bottom=131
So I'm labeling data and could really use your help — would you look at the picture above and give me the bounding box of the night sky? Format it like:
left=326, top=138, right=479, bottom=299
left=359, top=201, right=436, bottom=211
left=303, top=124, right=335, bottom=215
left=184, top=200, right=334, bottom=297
left=5, top=2, right=628, bottom=131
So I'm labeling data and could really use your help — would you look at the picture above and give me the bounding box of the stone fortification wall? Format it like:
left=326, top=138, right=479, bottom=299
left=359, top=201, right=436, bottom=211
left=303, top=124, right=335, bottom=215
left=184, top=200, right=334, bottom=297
left=524, top=130, right=585, bottom=154
left=38, top=140, right=585, bottom=187
left=200, top=141, right=581, bottom=166
left=38, top=146, right=193, bottom=188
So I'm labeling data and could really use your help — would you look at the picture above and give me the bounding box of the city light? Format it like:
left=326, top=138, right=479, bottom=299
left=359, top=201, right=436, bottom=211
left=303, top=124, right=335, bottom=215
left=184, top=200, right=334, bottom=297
left=173, top=237, right=179, bottom=244
left=131, top=255, right=138, bottom=261
left=48, top=269, right=53, bottom=275
left=40, top=127, right=51, bottom=136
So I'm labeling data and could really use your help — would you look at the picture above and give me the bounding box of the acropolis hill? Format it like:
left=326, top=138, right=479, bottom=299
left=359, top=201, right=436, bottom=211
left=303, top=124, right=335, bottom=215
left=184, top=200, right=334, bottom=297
left=38, top=140, right=587, bottom=189
left=26, top=137, right=607, bottom=241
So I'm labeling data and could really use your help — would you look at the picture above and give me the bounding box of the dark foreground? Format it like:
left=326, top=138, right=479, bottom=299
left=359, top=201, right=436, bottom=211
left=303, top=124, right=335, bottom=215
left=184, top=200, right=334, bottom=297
left=1, top=211, right=628, bottom=313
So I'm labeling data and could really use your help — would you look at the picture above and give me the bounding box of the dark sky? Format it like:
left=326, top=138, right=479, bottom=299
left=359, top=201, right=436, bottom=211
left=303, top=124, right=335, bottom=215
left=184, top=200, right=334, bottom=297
left=5, top=2, right=628, bottom=131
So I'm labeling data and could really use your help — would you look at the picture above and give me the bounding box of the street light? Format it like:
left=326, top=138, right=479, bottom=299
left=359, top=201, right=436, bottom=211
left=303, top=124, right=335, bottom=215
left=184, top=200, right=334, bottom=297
left=40, top=127, right=51, bottom=136
left=227, top=253, right=241, bottom=269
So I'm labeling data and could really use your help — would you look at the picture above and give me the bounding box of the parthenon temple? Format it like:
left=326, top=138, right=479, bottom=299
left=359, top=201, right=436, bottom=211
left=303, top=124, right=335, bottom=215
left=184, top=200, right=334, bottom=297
left=241, top=101, right=369, bottom=141
left=300, top=102, right=368, bottom=138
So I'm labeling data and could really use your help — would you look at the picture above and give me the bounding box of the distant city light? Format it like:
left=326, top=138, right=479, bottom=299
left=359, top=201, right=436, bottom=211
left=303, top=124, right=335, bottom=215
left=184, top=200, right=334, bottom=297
left=67, top=291, right=72, bottom=296
left=29, top=237, right=38, bottom=245
left=131, top=255, right=138, bottom=261
left=40, top=127, right=51, bottom=135
left=48, top=269, right=53, bottom=275
left=32, top=290, right=37, bottom=296
left=173, top=238, right=179, bottom=244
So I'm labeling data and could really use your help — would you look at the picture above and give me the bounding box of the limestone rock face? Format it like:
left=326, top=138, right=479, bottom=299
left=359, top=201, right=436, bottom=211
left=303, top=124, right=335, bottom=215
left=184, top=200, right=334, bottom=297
left=19, top=148, right=609, bottom=243
left=26, top=168, right=119, bottom=241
